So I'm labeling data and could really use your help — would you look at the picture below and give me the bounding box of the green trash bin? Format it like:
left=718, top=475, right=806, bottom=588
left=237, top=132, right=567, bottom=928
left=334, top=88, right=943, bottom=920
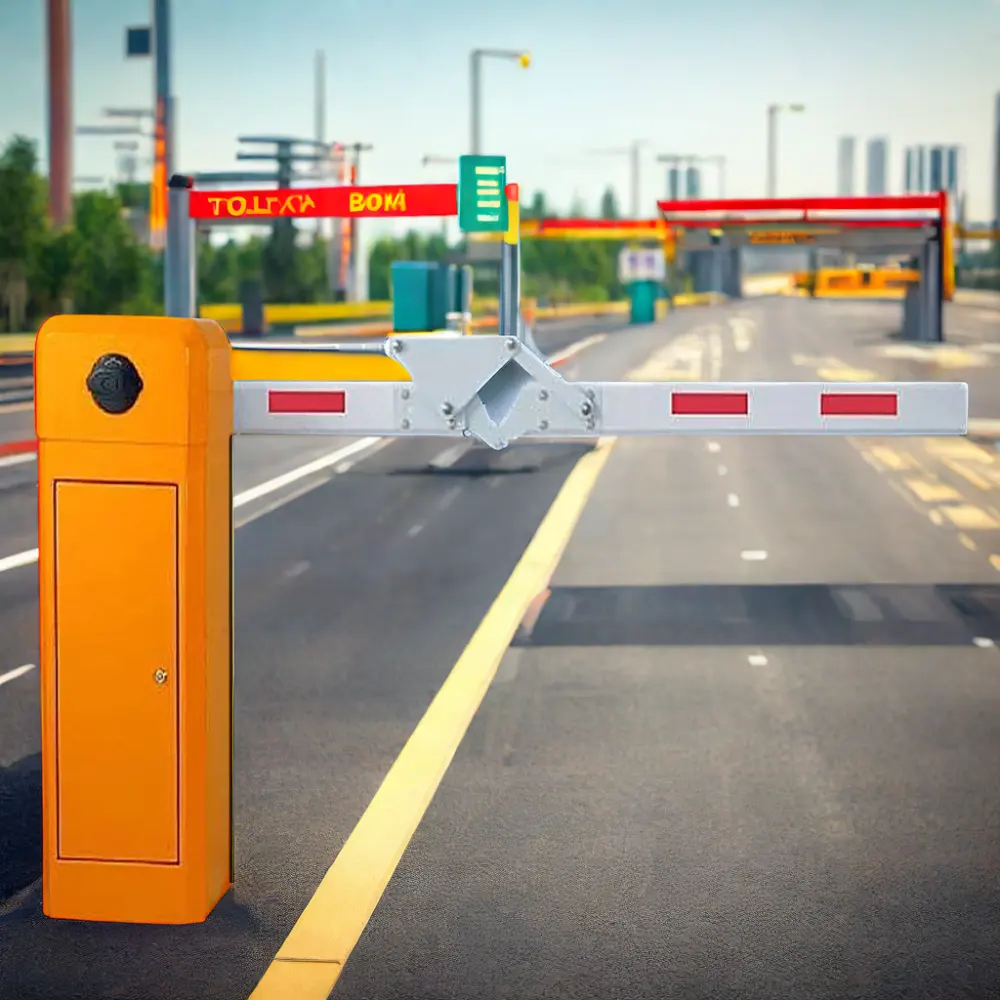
left=391, top=261, right=435, bottom=332
left=629, top=279, right=658, bottom=324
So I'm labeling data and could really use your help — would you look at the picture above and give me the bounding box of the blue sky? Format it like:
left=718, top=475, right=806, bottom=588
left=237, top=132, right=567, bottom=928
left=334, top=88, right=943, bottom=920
left=2, top=0, right=1000, bottom=244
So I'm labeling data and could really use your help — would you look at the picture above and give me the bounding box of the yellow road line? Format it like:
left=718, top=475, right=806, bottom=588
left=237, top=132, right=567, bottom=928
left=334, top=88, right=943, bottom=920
left=869, top=446, right=917, bottom=471
left=248, top=437, right=617, bottom=1000
left=942, top=458, right=994, bottom=491
left=939, top=505, right=1000, bottom=530
left=903, top=478, right=962, bottom=503
left=959, top=533, right=978, bottom=551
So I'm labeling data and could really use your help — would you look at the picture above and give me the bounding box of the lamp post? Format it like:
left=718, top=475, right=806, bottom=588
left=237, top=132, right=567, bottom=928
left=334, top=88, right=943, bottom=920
left=470, top=48, right=530, bottom=155
left=766, top=103, right=805, bottom=198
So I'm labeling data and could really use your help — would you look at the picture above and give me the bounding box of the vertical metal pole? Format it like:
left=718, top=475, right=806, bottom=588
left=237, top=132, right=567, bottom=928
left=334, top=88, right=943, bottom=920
left=47, top=0, right=73, bottom=228
left=165, top=175, right=195, bottom=317
left=766, top=105, right=778, bottom=198
left=314, top=51, right=325, bottom=240
left=630, top=141, right=640, bottom=218
left=154, top=0, right=171, bottom=177
left=499, top=183, right=521, bottom=339
left=470, top=50, right=481, bottom=155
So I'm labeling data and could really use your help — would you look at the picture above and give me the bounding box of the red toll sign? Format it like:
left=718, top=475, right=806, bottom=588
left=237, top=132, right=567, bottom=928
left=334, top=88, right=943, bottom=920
left=188, top=183, right=458, bottom=221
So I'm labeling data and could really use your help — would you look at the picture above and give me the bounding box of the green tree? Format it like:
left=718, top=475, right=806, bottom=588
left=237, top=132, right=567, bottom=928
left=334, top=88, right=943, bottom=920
left=69, top=189, right=154, bottom=313
left=0, top=136, right=48, bottom=330
left=599, top=186, right=620, bottom=219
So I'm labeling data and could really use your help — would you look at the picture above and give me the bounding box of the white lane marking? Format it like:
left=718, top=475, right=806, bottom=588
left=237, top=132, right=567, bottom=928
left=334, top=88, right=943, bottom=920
left=0, top=548, right=39, bottom=574
left=283, top=560, right=311, bottom=580
left=0, top=438, right=392, bottom=575
left=436, top=484, right=463, bottom=511
left=707, top=442, right=721, bottom=453
left=727, top=492, right=740, bottom=508
left=550, top=333, right=607, bottom=365
left=0, top=452, right=36, bottom=470
left=407, top=523, right=424, bottom=538
left=741, top=550, right=768, bottom=561
left=972, top=636, right=996, bottom=648
left=235, top=475, right=334, bottom=530
left=708, top=327, right=723, bottom=381
left=0, top=663, right=36, bottom=688
left=728, top=316, right=755, bottom=353
left=747, top=653, right=768, bottom=666
left=717, top=464, right=728, bottom=476
left=430, top=443, right=469, bottom=470
left=233, top=437, right=385, bottom=508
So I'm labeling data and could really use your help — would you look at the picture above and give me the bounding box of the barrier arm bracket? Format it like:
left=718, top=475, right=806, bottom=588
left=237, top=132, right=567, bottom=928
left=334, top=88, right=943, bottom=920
left=233, top=334, right=968, bottom=447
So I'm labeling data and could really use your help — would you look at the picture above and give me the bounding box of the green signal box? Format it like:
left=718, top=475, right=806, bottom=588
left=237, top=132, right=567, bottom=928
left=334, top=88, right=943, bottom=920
left=458, top=155, right=508, bottom=233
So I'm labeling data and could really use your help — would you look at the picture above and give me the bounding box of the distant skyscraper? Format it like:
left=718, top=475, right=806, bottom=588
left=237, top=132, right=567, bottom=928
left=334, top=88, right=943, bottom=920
left=945, top=146, right=960, bottom=196
left=928, top=146, right=944, bottom=191
left=685, top=166, right=701, bottom=199
left=904, top=147, right=914, bottom=192
left=916, top=145, right=927, bottom=191
left=866, top=137, right=888, bottom=195
left=836, top=136, right=855, bottom=195
left=667, top=167, right=681, bottom=200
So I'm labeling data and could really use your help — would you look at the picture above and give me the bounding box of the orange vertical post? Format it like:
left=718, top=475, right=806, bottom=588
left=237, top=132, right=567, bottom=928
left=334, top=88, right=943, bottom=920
left=35, top=315, right=234, bottom=924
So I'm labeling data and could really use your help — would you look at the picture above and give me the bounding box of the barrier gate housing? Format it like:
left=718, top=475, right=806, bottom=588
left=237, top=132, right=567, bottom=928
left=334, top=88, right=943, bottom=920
left=35, top=163, right=969, bottom=926
left=659, top=193, right=950, bottom=341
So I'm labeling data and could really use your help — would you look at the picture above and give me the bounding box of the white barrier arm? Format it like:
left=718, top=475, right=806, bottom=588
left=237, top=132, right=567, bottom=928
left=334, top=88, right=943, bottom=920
left=233, top=334, right=968, bottom=446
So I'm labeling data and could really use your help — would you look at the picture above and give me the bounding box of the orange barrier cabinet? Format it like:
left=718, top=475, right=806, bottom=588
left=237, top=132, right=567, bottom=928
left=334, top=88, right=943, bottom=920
left=35, top=315, right=234, bottom=924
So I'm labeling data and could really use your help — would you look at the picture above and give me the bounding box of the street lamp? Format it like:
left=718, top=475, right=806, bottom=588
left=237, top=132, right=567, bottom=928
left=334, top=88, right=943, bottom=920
left=766, top=103, right=805, bottom=198
left=470, top=48, right=531, bottom=156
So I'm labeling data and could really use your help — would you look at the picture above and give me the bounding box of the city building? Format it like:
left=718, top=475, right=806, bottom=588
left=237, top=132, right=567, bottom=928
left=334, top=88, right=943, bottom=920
left=866, top=137, right=888, bottom=195
left=903, top=144, right=962, bottom=198
left=836, top=136, right=855, bottom=196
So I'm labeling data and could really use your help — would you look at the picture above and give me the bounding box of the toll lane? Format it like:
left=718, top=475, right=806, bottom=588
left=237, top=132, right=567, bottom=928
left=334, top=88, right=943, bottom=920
left=0, top=315, right=672, bottom=1000
left=334, top=299, right=1000, bottom=1000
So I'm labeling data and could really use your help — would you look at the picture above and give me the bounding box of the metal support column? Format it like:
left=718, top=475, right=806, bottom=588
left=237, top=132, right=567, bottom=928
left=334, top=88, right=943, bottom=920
left=499, top=183, right=521, bottom=339
left=921, top=238, right=943, bottom=342
left=164, top=175, right=195, bottom=317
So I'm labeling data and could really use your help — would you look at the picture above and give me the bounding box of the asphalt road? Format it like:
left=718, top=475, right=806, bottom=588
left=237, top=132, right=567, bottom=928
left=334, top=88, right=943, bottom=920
left=2, top=299, right=999, bottom=999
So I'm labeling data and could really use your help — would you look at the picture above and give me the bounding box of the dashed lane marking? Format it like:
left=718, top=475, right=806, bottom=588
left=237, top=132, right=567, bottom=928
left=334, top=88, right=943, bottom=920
left=938, top=505, right=1000, bottom=530
left=903, top=478, right=962, bottom=503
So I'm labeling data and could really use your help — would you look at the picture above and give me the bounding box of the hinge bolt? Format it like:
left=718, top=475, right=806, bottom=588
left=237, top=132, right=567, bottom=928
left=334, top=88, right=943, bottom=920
left=401, top=387, right=410, bottom=400
left=538, top=389, right=549, bottom=401
left=580, top=399, right=594, bottom=417
left=401, top=418, right=411, bottom=429
left=506, top=337, right=518, bottom=351
left=441, top=402, right=454, bottom=416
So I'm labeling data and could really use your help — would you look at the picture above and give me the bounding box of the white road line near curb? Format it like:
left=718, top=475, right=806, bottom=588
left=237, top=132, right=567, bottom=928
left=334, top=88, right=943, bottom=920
left=0, top=663, right=36, bottom=688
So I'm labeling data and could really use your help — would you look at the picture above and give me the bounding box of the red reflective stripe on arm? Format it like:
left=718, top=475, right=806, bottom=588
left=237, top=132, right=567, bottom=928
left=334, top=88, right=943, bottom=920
left=671, top=392, right=749, bottom=416
left=268, top=390, right=346, bottom=414
left=820, top=392, right=898, bottom=416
